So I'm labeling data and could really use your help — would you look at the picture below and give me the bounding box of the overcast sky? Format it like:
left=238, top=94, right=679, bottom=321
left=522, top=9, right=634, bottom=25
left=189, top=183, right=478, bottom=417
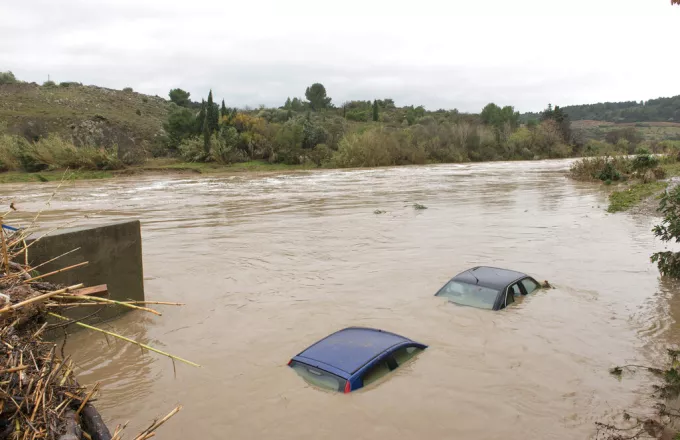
left=2, top=0, right=679, bottom=112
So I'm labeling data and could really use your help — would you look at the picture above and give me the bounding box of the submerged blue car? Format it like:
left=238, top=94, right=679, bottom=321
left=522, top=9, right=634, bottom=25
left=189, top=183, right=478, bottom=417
left=288, top=327, right=427, bottom=393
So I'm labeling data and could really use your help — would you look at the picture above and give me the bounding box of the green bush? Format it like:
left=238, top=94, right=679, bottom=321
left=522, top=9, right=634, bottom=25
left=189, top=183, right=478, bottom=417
left=59, top=82, right=82, bottom=87
left=123, top=87, right=133, bottom=93
left=178, top=137, right=208, bottom=162
left=42, top=80, right=56, bottom=87
left=652, top=186, right=680, bottom=278
left=569, top=156, right=632, bottom=181
left=0, top=71, right=17, bottom=85
left=632, top=151, right=659, bottom=172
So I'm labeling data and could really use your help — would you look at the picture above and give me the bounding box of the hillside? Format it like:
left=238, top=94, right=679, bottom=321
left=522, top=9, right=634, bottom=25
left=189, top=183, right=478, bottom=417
left=522, top=94, right=680, bottom=123
left=0, top=82, right=172, bottom=156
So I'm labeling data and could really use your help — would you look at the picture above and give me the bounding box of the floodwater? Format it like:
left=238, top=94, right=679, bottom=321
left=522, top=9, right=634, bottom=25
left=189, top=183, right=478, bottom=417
left=1, top=159, right=678, bottom=439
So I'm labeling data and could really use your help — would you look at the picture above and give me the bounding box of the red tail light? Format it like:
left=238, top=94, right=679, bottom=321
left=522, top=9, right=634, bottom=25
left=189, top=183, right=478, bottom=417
left=344, top=381, right=351, bottom=394
left=287, top=359, right=292, bottom=366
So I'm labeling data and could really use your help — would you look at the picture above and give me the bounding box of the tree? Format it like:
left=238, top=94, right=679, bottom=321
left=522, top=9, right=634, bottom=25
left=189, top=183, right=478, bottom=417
left=169, top=88, right=191, bottom=107
left=541, top=104, right=572, bottom=143
left=0, top=71, right=17, bottom=85
left=220, top=99, right=228, bottom=118
left=163, top=107, right=196, bottom=148
left=651, top=186, right=680, bottom=277
left=206, top=90, right=219, bottom=134
left=372, top=100, right=379, bottom=122
left=284, top=97, right=292, bottom=109
left=305, top=83, right=331, bottom=111
left=196, top=99, right=206, bottom=134
left=203, top=111, right=211, bottom=155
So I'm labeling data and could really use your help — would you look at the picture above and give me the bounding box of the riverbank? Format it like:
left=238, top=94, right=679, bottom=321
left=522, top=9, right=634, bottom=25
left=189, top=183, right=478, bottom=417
left=0, top=159, right=313, bottom=184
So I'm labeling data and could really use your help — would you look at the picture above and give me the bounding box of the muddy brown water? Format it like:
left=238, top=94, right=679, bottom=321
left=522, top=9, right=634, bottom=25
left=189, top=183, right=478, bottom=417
left=1, top=160, right=678, bottom=439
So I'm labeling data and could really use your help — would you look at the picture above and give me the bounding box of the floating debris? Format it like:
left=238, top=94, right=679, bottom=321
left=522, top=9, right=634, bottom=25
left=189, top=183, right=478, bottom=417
left=413, top=203, right=428, bottom=210
left=1, top=199, right=195, bottom=440
left=373, top=210, right=386, bottom=214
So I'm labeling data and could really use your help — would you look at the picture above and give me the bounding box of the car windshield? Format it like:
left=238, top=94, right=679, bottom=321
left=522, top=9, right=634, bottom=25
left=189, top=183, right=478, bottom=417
left=436, top=280, right=499, bottom=310
left=290, top=361, right=346, bottom=392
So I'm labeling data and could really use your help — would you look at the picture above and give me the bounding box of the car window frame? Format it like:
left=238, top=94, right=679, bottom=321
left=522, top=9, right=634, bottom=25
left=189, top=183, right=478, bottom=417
left=354, top=342, right=424, bottom=389
left=520, top=277, right=540, bottom=295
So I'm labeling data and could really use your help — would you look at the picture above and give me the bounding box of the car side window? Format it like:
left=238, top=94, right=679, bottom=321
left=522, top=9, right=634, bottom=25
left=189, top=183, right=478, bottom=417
left=520, top=278, right=540, bottom=295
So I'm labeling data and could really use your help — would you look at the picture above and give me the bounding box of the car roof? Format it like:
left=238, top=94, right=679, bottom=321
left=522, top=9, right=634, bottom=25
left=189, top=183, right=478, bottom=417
left=294, top=327, right=416, bottom=376
left=452, top=266, right=528, bottom=290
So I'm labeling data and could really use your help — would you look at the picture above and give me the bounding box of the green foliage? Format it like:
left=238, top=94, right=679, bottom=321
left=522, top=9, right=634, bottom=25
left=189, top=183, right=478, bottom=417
left=524, top=94, right=680, bottom=123
left=42, top=80, right=56, bottom=87
left=211, top=127, right=244, bottom=164
left=330, top=127, right=426, bottom=168
left=0, top=71, right=17, bottom=85
left=372, top=100, right=379, bottom=122
left=0, top=134, right=123, bottom=172
left=652, top=185, right=680, bottom=277
left=135, top=109, right=142, bottom=116
left=169, top=88, right=191, bottom=107
left=304, top=83, right=331, bottom=111
left=58, top=82, right=82, bottom=88
left=480, top=103, right=520, bottom=132
left=163, top=107, right=196, bottom=148
left=206, top=90, right=219, bottom=134
left=202, top=111, right=211, bottom=154
left=541, top=104, right=571, bottom=143
left=123, top=87, right=133, bottom=93
left=631, top=151, right=659, bottom=172
left=178, top=137, right=208, bottom=162
left=220, top=99, right=228, bottom=118
left=569, top=156, right=632, bottom=181
left=606, top=127, right=643, bottom=146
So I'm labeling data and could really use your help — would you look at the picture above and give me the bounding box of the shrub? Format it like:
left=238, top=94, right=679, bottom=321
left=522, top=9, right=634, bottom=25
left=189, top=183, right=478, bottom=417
left=211, top=127, right=245, bottom=164
left=307, top=143, right=333, bottom=166
left=330, top=127, right=425, bottom=168
left=58, top=82, right=82, bottom=87
left=652, top=186, right=680, bottom=278
left=631, top=150, right=659, bottom=172
left=0, top=71, right=18, bottom=85
left=42, top=80, right=56, bottom=87
left=569, top=156, right=631, bottom=182
left=0, top=135, right=22, bottom=171
left=123, top=87, right=133, bottom=93
left=178, top=137, right=208, bottom=162
left=142, top=97, right=149, bottom=103
left=135, top=109, right=142, bottom=116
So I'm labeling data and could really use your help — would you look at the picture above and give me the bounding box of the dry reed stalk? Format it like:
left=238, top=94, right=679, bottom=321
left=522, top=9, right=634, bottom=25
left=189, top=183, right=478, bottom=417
left=2, top=247, right=81, bottom=281
left=75, top=383, right=100, bottom=415
left=21, top=262, right=88, bottom=284
left=131, top=406, right=182, bottom=440
left=48, top=313, right=201, bottom=367
left=0, top=284, right=83, bottom=313
left=0, top=219, right=10, bottom=276
left=53, top=295, right=162, bottom=316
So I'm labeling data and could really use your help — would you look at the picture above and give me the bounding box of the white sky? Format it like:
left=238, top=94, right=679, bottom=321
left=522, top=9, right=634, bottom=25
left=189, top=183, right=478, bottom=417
left=2, top=0, right=679, bottom=112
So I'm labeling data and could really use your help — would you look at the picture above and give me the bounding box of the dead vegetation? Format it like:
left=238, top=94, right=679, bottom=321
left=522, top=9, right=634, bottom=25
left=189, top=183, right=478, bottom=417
left=0, top=189, right=197, bottom=439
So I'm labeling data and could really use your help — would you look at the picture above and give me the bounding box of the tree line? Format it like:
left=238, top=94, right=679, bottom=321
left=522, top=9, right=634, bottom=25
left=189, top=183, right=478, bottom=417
left=161, top=82, right=576, bottom=167
left=522, top=95, right=680, bottom=123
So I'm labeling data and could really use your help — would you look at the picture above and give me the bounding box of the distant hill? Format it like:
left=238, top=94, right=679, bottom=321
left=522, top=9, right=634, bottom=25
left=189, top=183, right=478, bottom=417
left=0, top=82, right=172, bottom=155
left=522, top=94, right=680, bottom=123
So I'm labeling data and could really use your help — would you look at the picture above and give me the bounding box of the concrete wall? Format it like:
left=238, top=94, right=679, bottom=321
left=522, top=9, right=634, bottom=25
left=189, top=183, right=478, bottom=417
left=27, top=220, right=145, bottom=308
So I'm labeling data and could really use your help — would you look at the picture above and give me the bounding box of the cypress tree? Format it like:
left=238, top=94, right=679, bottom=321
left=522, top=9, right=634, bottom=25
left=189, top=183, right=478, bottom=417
left=220, top=99, right=227, bottom=119
left=196, top=99, right=206, bottom=134
left=203, top=111, right=211, bottom=155
left=372, top=100, right=379, bottom=122
left=207, top=90, right=219, bottom=133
